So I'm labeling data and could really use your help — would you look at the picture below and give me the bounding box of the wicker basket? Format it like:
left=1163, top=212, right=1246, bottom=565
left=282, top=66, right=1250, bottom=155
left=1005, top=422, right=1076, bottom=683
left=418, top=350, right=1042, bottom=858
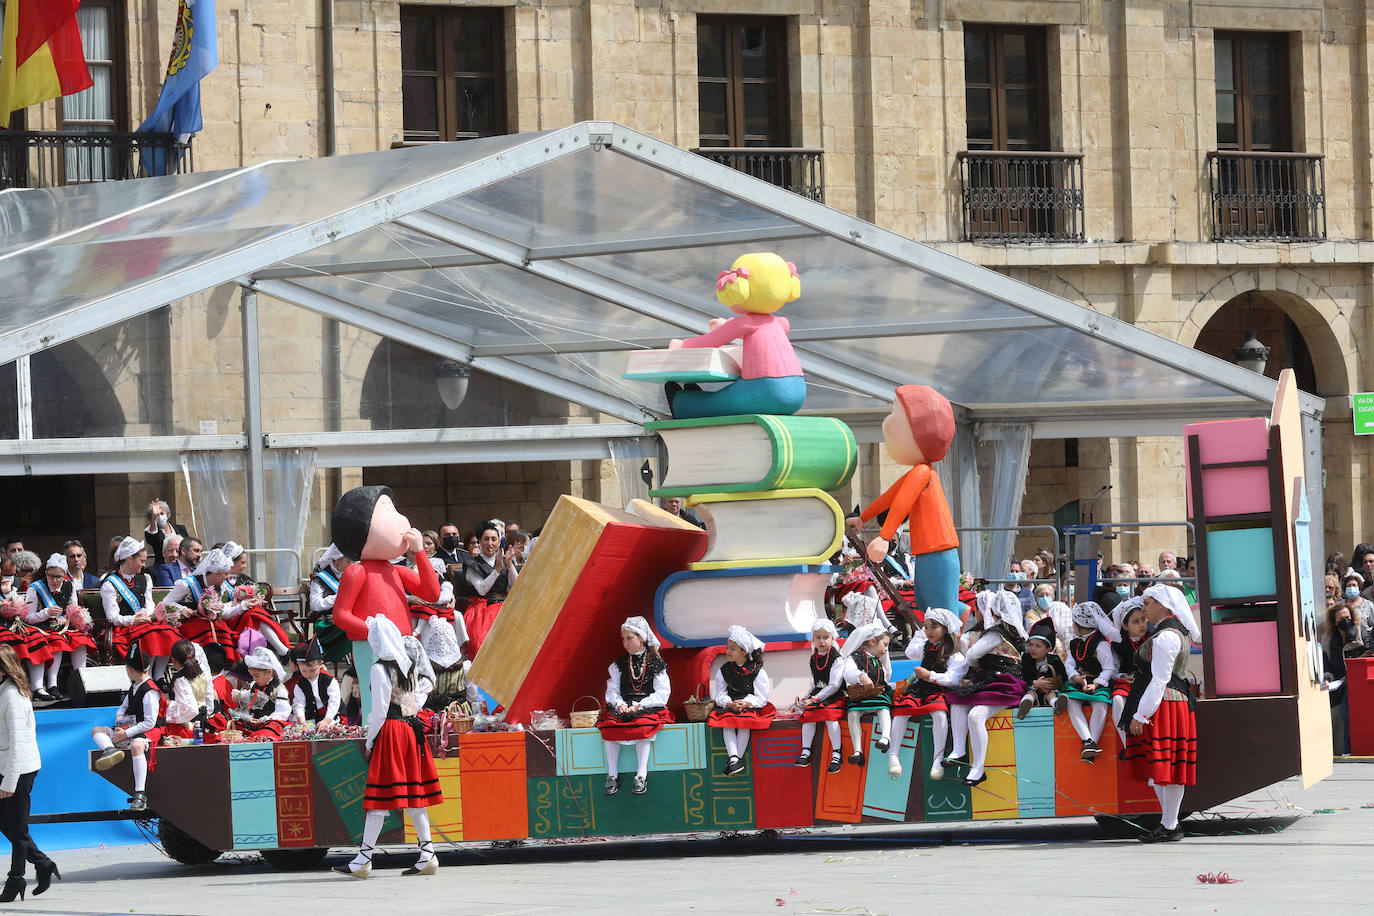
left=683, top=686, right=714, bottom=722
left=847, top=682, right=883, bottom=701
left=569, top=695, right=601, bottom=728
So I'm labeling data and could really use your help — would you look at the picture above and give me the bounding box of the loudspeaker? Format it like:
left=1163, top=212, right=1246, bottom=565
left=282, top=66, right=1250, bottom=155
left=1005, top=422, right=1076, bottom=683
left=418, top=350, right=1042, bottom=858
left=68, top=666, right=131, bottom=708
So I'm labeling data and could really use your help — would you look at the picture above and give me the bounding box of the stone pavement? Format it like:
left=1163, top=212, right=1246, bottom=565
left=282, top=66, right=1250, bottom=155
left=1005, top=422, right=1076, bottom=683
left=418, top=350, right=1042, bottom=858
left=10, top=762, right=1373, bottom=915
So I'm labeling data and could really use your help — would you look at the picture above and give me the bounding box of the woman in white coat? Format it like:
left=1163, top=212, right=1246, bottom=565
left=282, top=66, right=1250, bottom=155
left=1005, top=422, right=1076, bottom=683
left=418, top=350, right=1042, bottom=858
left=0, top=644, right=58, bottom=901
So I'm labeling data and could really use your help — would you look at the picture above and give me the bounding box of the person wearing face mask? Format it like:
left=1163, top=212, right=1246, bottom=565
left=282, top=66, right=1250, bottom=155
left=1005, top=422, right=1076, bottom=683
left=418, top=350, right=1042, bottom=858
left=1338, top=569, right=1374, bottom=629
left=142, top=499, right=189, bottom=567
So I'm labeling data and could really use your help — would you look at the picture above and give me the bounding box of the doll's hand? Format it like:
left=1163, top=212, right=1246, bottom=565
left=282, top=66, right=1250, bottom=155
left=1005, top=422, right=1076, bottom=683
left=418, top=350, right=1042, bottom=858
left=1129, top=718, right=1145, bottom=736
left=405, top=528, right=424, bottom=555
left=706, top=317, right=727, bottom=331
left=866, top=537, right=889, bottom=564
left=668, top=339, right=684, bottom=350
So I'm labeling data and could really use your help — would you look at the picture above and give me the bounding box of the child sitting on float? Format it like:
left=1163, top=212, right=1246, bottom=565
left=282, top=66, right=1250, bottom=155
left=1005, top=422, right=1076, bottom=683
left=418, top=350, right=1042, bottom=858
left=1062, top=601, right=1121, bottom=763
left=90, top=641, right=164, bottom=813
left=707, top=626, right=775, bottom=776
left=289, top=637, right=341, bottom=727
left=894, top=607, right=964, bottom=778
left=796, top=619, right=846, bottom=772
left=233, top=648, right=291, bottom=741
left=595, top=616, right=673, bottom=798
left=841, top=622, right=894, bottom=768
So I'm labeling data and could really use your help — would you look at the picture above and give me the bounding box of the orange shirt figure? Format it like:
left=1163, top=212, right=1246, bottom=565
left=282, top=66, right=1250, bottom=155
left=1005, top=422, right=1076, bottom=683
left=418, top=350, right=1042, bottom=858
left=860, top=386, right=962, bottom=614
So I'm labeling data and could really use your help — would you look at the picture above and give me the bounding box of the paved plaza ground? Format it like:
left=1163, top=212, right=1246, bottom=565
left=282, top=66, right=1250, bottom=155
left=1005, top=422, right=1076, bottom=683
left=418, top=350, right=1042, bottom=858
left=9, top=762, right=1373, bottom=915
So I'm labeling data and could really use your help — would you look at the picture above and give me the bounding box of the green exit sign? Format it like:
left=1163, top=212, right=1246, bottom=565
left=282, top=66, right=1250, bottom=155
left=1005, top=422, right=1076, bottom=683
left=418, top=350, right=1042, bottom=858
left=1355, top=393, right=1374, bottom=435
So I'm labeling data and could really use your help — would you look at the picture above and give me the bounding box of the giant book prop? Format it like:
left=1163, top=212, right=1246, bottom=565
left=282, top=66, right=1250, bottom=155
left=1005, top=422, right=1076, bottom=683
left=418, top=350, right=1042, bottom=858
left=467, top=496, right=705, bottom=724
left=647, top=414, right=857, bottom=497
left=688, top=488, right=844, bottom=570
left=654, top=564, right=837, bottom=646
left=623, top=344, right=743, bottom=383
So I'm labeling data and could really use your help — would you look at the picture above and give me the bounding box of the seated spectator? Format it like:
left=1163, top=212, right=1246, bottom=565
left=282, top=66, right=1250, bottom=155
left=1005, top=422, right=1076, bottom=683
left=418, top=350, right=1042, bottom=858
left=142, top=498, right=189, bottom=565
left=421, top=530, right=440, bottom=560
left=63, top=539, right=99, bottom=590
left=508, top=530, right=531, bottom=572
left=1157, top=550, right=1178, bottom=572
left=504, top=520, right=521, bottom=543
left=662, top=496, right=705, bottom=530
left=150, top=534, right=183, bottom=588
left=3, top=539, right=23, bottom=557
left=463, top=532, right=479, bottom=556
left=434, top=523, right=469, bottom=569
left=1340, top=569, right=1374, bottom=629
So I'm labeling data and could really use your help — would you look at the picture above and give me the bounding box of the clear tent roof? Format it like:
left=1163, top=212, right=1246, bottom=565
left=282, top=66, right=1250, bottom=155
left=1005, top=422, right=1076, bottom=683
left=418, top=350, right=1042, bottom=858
left=0, top=121, right=1322, bottom=427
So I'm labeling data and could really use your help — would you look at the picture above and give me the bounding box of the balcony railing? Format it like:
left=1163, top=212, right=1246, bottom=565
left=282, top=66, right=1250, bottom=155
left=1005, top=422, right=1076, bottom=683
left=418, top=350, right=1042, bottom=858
left=957, top=150, right=1085, bottom=242
left=691, top=147, right=824, bottom=203
left=0, top=130, right=194, bottom=190
left=1206, top=151, right=1326, bottom=242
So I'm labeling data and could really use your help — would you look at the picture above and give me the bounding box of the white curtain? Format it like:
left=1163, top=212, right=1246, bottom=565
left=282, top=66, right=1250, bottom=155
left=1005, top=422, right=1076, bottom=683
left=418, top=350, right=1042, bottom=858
left=976, top=423, right=1033, bottom=580
left=606, top=438, right=650, bottom=510
left=63, top=4, right=116, bottom=180
left=180, top=451, right=238, bottom=548
left=268, top=449, right=317, bottom=586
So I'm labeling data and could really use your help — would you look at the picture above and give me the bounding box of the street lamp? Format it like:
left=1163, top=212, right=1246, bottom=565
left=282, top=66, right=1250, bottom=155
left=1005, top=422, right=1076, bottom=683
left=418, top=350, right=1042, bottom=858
left=434, top=360, right=472, bottom=410
left=1232, top=292, right=1271, bottom=375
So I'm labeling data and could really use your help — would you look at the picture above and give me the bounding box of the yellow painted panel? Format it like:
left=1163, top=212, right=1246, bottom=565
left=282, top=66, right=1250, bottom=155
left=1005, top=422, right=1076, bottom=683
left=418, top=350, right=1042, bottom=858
left=404, top=756, right=463, bottom=843
left=971, top=712, right=1019, bottom=820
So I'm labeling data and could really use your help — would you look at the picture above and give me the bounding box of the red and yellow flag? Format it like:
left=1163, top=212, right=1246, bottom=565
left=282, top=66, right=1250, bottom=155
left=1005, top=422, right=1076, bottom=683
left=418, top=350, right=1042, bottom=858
left=0, top=0, right=94, bottom=122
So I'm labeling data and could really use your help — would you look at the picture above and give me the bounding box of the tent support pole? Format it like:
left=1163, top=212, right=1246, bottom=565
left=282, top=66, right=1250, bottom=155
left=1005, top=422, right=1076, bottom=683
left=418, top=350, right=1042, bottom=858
left=242, top=288, right=268, bottom=578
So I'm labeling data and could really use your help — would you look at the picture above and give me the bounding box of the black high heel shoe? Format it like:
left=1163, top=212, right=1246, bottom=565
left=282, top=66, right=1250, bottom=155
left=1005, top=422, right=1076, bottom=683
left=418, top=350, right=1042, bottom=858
left=0, top=875, right=26, bottom=902
left=35, top=860, right=60, bottom=895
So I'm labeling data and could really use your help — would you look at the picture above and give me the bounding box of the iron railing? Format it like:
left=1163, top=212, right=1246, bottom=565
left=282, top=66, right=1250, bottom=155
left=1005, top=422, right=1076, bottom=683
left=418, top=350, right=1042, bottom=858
left=0, top=130, right=194, bottom=190
left=691, top=147, right=824, bottom=202
left=957, top=150, right=1085, bottom=242
left=1206, top=150, right=1326, bottom=241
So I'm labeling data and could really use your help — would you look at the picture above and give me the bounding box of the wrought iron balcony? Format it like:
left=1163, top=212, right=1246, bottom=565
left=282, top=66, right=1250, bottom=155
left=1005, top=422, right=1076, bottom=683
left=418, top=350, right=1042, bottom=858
left=957, top=150, right=1085, bottom=242
left=691, top=147, right=824, bottom=203
left=1206, top=151, right=1326, bottom=242
left=0, top=130, right=194, bottom=190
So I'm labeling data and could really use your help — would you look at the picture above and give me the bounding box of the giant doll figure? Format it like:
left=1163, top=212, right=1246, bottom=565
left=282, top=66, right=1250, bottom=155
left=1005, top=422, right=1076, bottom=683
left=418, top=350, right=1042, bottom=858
left=329, top=485, right=440, bottom=721
left=861, top=385, right=962, bottom=615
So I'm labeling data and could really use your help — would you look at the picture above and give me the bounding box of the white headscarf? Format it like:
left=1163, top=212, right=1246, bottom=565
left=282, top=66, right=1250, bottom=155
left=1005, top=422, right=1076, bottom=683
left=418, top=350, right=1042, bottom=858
left=244, top=646, right=284, bottom=679
left=318, top=544, right=344, bottom=568
left=367, top=614, right=411, bottom=676
left=810, top=618, right=839, bottom=640
left=922, top=607, right=963, bottom=637
left=1112, top=596, right=1146, bottom=633
left=114, top=537, right=145, bottom=563
left=979, top=589, right=1027, bottom=640
left=1143, top=583, right=1203, bottom=644
left=726, top=625, right=764, bottom=655
left=842, top=621, right=888, bottom=657
left=403, top=635, right=435, bottom=686
left=44, top=553, right=68, bottom=573
left=423, top=619, right=464, bottom=669
left=222, top=541, right=245, bottom=562
left=1071, top=601, right=1120, bottom=642
left=620, top=615, right=660, bottom=650
left=1047, top=600, right=1074, bottom=648
left=841, top=589, right=881, bottom=628
left=193, top=548, right=232, bottom=577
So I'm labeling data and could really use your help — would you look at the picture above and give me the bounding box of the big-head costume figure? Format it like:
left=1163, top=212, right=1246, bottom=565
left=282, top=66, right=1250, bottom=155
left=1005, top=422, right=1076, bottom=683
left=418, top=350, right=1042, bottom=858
left=330, top=485, right=440, bottom=720
left=861, top=386, right=961, bottom=614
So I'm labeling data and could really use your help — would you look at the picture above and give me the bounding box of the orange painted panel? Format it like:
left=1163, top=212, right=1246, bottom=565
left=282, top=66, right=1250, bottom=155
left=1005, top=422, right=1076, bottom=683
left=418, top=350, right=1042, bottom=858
left=458, top=732, right=528, bottom=840
left=1053, top=711, right=1121, bottom=817
left=814, top=721, right=869, bottom=824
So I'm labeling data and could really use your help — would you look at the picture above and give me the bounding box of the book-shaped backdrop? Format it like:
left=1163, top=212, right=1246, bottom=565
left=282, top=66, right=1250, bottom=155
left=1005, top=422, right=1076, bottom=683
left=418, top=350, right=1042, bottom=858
left=654, top=564, right=838, bottom=647
left=662, top=639, right=813, bottom=711
left=647, top=414, right=857, bottom=498
left=623, top=344, right=743, bottom=383
left=688, top=488, right=844, bottom=571
left=467, top=495, right=706, bottom=724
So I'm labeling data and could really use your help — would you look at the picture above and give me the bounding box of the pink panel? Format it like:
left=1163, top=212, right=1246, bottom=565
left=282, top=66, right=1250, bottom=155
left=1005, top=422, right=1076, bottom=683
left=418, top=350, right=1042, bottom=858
left=1184, top=417, right=1270, bottom=517
left=1212, top=621, right=1281, bottom=696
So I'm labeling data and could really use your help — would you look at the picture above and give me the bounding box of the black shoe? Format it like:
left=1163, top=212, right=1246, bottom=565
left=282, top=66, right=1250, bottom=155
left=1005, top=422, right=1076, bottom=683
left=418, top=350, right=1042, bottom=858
left=944, top=753, right=968, bottom=769
left=1138, top=824, right=1185, bottom=843
left=827, top=753, right=842, bottom=773
left=875, top=737, right=890, bottom=754
left=604, top=775, right=619, bottom=796
left=723, top=755, right=745, bottom=777
left=33, top=861, right=59, bottom=896
left=793, top=752, right=812, bottom=768
left=847, top=752, right=865, bottom=767
left=32, top=690, right=57, bottom=708
left=127, top=791, right=148, bottom=813
left=961, top=772, right=988, bottom=787
left=1017, top=694, right=1035, bottom=719
left=1053, top=693, right=1068, bottom=714
left=94, top=747, right=125, bottom=771
left=0, top=875, right=24, bottom=902
left=632, top=775, right=647, bottom=795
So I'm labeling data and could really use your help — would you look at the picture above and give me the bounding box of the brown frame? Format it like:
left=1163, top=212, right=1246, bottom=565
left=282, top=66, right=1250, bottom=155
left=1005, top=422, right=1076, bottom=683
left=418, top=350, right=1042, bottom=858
left=696, top=15, right=791, bottom=147
left=1213, top=31, right=1295, bottom=237
left=962, top=24, right=1049, bottom=153
left=400, top=5, right=508, bottom=142
left=56, top=0, right=129, bottom=133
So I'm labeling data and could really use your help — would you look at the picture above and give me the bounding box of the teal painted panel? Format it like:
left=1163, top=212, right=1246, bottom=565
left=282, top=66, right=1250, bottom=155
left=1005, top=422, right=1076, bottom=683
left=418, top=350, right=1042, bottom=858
left=862, top=719, right=917, bottom=821
left=918, top=719, right=970, bottom=822
left=1012, top=707, right=1056, bottom=818
left=229, top=743, right=278, bottom=849
left=1207, top=527, right=1275, bottom=599
left=526, top=770, right=712, bottom=839
left=704, top=726, right=755, bottom=829
left=526, top=775, right=595, bottom=839
left=555, top=723, right=707, bottom=776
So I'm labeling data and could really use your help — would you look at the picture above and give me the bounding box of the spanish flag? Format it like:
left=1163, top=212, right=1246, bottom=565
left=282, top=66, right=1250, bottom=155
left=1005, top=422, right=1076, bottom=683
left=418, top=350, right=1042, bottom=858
left=0, top=0, right=94, bottom=123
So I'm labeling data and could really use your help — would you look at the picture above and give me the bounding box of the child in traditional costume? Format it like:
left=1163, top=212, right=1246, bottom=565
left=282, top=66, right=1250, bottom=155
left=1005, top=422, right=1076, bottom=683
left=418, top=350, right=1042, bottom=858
left=307, top=544, right=354, bottom=663
left=943, top=590, right=1029, bottom=786
left=233, top=648, right=290, bottom=741
left=1123, top=585, right=1200, bottom=842
left=102, top=537, right=178, bottom=682
left=707, top=626, right=774, bottom=776
left=1017, top=620, right=1068, bottom=719
left=162, top=639, right=212, bottom=742
left=796, top=619, right=845, bottom=773
left=894, top=607, right=964, bottom=778
left=90, top=642, right=164, bottom=813
left=596, top=616, right=673, bottom=797
left=1109, top=596, right=1148, bottom=750
left=22, top=554, right=81, bottom=702
left=841, top=622, right=894, bottom=768
left=218, top=542, right=289, bottom=657
left=1063, top=601, right=1120, bottom=762
left=334, top=616, right=443, bottom=879
left=420, top=618, right=478, bottom=717
left=289, top=637, right=340, bottom=727
left=162, top=548, right=240, bottom=669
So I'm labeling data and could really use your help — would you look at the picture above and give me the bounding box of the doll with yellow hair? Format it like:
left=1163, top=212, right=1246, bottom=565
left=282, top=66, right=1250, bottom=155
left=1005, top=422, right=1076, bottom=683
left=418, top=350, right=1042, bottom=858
left=665, top=252, right=806, bottom=419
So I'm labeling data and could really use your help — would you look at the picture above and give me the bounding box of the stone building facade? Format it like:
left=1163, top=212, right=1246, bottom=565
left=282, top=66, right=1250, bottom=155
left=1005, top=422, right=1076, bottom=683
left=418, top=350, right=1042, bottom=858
left=8, top=0, right=1373, bottom=573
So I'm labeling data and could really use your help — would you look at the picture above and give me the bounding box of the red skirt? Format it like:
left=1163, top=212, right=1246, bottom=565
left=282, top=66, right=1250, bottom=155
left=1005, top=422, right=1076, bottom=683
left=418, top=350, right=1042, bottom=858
left=19, top=627, right=57, bottom=665
left=112, top=621, right=180, bottom=658
left=465, top=598, right=503, bottom=656
left=892, top=690, right=948, bottom=717
left=597, top=706, right=674, bottom=741
left=1123, top=698, right=1196, bottom=786
left=1111, top=677, right=1133, bottom=699
left=800, top=695, right=847, bottom=722
left=410, top=603, right=456, bottom=624
left=231, top=607, right=290, bottom=648
left=244, top=719, right=286, bottom=742
left=163, top=722, right=193, bottom=740
left=364, top=718, right=443, bottom=810
left=0, top=627, right=31, bottom=661
left=64, top=629, right=97, bottom=653
left=707, top=702, right=776, bottom=730
left=180, top=616, right=240, bottom=663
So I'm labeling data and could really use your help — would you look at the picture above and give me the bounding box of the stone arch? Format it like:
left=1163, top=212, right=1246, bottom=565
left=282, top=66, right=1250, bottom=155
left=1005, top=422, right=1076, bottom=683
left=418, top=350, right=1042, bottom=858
left=1180, top=269, right=1356, bottom=396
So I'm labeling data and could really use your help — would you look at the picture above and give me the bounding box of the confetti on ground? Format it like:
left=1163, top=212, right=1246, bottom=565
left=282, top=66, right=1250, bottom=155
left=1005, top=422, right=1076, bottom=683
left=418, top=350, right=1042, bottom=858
left=1196, top=872, right=1241, bottom=884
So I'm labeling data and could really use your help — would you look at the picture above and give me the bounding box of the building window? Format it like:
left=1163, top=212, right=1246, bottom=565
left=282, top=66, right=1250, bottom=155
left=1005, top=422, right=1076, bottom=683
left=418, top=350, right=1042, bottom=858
left=1215, top=31, right=1291, bottom=152
left=400, top=6, right=506, bottom=142
left=57, top=0, right=126, bottom=181
left=697, top=16, right=789, bottom=147
left=963, top=25, right=1048, bottom=152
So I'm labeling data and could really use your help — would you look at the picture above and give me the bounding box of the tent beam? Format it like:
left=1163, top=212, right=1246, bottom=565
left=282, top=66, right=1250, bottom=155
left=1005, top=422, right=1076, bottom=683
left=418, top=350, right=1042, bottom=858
left=266, top=424, right=656, bottom=468
left=242, top=288, right=268, bottom=570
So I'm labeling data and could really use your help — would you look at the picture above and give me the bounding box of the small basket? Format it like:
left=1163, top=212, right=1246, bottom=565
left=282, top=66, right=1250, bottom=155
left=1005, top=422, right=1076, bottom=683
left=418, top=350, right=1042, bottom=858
left=847, top=682, right=883, bottom=701
left=569, top=695, right=601, bottom=728
left=683, top=685, right=714, bottom=722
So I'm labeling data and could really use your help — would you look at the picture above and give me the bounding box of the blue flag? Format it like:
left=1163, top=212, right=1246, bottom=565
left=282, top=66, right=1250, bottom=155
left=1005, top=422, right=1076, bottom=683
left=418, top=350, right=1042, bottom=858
left=138, top=0, right=217, bottom=176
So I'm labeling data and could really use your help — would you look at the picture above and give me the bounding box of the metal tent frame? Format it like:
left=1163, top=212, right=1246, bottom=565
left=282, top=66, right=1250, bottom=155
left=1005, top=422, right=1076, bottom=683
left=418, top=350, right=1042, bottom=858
left=0, top=121, right=1326, bottom=565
